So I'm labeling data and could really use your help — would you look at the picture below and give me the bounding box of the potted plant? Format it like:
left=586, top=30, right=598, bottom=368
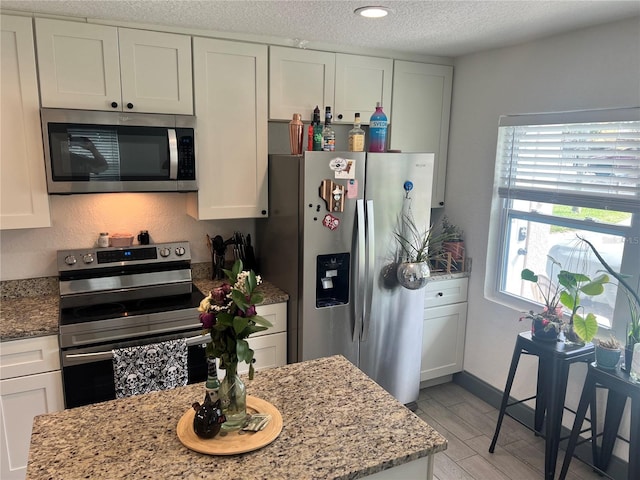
left=440, top=216, right=465, bottom=271
left=557, top=269, right=609, bottom=344
left=580, top=236, right=640, bottom=371
left=394, top=214, right=456, bottom=290
left=520, top=258, right=564, bottom=341
left=521, top=256, right=608, bottom=343
left=594, top=335, right=622, bottom=369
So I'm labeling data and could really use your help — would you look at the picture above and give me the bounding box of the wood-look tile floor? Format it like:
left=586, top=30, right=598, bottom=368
left=415, top=382, right=605, bottom=480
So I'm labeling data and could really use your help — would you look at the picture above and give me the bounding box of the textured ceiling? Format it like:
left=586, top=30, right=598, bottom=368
left=2, top=0, right=639, bottom=57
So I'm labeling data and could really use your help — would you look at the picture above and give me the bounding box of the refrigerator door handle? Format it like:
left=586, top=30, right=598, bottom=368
left=354, top=199, right=366, bottom=342
left=361, top=199, right=375, bottom=342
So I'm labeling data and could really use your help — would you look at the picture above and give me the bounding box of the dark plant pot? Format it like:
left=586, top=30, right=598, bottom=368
left=531, top=318, right=559, bottom=342
left=624, top=345, right=634, bottom=372
left=595, top=345, right=621, bottom=370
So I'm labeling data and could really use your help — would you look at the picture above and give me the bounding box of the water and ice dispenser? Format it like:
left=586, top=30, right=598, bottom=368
left=316, top=253, right=350, bottom=307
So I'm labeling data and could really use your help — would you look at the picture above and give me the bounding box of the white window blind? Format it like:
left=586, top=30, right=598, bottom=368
left=497, top=108, right=640, bottom=213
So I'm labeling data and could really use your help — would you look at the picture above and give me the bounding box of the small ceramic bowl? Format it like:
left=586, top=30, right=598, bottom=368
left=109, top=234, right=134, bottom=247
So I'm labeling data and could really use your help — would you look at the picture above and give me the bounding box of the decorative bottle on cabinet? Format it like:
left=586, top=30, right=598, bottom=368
left=312, top=106, right=322, bottom=151
left=289, top=113, right=304, bottom=155
left=348, top=113, right=365, bottom=152
left=368, top=102, right=387, bottom=153
left=322, top=106, right=335, bottom=151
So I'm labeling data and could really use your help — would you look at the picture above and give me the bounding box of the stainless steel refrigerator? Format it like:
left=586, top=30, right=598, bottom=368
left=257, top=151, right=434, bottom=405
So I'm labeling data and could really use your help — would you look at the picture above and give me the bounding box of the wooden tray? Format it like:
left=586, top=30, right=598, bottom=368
left=177, top=395, right=283, bottom=455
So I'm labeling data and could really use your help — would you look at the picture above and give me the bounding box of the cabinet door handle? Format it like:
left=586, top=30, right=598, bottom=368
left=437, top=292, right=444, bottom=297
left=126, top=102, right=134, bottom=109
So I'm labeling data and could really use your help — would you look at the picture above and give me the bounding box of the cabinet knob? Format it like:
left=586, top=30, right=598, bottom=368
left=261, top=210, right=267, bottom=215
left=337, top=114, right=343, bottom=120
left=126, top=103, right=134, bottom=109
left=437, top=292, right=444, bottom=297
left=111, top=102, right=118, bottom=108
left=439, top=201, right=444, bottom=206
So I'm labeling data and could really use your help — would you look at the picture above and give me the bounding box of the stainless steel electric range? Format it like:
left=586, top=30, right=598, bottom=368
left=57, top=241, right=208, bottom=408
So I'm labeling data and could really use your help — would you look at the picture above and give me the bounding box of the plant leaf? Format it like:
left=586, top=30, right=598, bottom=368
left=573, top=313, right=598, bottom=343
left=251, top=314, right=273, bottom=328
left=233, top=316, right=249, bottom=335
left=521, top=269, right=538, bottom=282
left=559, top=291, right=576, bottom=310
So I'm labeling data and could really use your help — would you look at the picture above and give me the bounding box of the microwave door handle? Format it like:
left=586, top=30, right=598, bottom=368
left=168, top=129, right=178, bottom=180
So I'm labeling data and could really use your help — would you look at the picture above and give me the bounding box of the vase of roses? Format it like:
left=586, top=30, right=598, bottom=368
left=198, top=260, right=272, bottom=431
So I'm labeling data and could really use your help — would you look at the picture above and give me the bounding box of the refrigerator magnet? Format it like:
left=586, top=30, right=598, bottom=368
left=322, top=213, right=340, bottom=231
left=347, top=179, right=358, bottom=198
left=329, top=157, right=347, bottom=171
left=335, top=159, right=355, bottom=179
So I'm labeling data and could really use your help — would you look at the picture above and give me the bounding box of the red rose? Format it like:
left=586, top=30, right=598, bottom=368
left=199, top=312, right=215, bottom=329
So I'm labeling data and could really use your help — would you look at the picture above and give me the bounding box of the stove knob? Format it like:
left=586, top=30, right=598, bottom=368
left=175, top=246, right=186, bottom=256
left=83, top=253, right=94, bottom=264
left=64, top=255, right=77, bottom=266
left=159, top=247, right=171, bottom=257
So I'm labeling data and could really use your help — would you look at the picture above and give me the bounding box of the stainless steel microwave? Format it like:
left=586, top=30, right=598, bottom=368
left=41, top=108, right=197, bottom=194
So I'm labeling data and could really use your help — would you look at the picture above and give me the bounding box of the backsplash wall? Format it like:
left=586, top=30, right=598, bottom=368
left=0, top=193, right=254, bottom=281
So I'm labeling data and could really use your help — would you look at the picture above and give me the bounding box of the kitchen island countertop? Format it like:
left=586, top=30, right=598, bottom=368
left=27, top=355, right=447, bottom=479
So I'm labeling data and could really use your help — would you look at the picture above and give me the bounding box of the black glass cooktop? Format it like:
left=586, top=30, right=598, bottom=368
left=59, top=286, right=204, bottom=326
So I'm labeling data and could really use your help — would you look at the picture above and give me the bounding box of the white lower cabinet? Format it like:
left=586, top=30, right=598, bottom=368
left=421, top=278, right=468, bottom=382
left=238, top=302, right=287, bottom=376
left=0, top=336, right=64, bottom=480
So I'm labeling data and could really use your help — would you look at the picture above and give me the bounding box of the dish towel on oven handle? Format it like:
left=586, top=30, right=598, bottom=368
left=112, top=338, right=188, bottom=398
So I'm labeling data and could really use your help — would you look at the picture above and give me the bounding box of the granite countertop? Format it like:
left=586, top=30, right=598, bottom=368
left=27, top=355, right=447, bottom=480
left=1, top=268, right=288, bottom=342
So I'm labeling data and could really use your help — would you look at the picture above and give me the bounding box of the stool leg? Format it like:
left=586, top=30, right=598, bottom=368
left=489, top=339, right=523, bottom=453
left=559, top=372, right=594, bottom=480
left=629, top=397, right=639, bottom=480
left=535, top=356, right=549, bottom=433
left=545, top=360, right=571, bottom=480
left=597, top=390, right=627, bottom=472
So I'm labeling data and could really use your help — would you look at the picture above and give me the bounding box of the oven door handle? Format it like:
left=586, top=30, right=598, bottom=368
left=62, top=334, right=211, bottom=365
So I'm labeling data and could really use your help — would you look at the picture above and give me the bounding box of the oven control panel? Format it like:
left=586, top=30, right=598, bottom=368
left=57, top=241, right=192, bottom=272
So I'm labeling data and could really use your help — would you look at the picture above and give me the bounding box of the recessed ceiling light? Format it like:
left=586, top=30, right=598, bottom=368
left=355, top=6, right=390, bottom=18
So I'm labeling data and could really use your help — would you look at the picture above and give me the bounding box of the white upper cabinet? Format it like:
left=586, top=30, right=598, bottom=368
left=389, top=61, right=453, bottom=208
left=269, top=46, right=335, bottom=122
left=334, top=53, right=392, bottom=123
left=269, top=47, right=392, bottom=123
left=35, top=18, right=193, bottom=114
left=0, top=15, right=51, bottom=230
left=187, top=38, right=268, bottom=220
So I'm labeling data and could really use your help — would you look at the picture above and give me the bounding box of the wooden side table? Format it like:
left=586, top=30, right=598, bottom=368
left=489, top=331, right=595, bottom=480
left=559, top=362, right=639, bottom=480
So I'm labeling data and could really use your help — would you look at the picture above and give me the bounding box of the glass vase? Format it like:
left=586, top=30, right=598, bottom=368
left=219, top=362, right=247, bottom=431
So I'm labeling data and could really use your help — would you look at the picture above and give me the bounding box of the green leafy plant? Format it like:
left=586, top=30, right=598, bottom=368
left=521, top=256, right=608, bottom=343
left=394, top=214, right=456, bottom=264
left=441, top=215, right=463, bottom=240
left=198, top=260, right=272, bottom=379
left=580, top=236, right=640, bottom=347
left=521, top=256, right=564, bottom=312
left=558, top=270, right=609, bottom=343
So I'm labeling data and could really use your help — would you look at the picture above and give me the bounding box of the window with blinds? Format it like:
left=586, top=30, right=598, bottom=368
left=488, top=108, right=640, bottom=337
left=497, top=120, right=640, bottom=213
